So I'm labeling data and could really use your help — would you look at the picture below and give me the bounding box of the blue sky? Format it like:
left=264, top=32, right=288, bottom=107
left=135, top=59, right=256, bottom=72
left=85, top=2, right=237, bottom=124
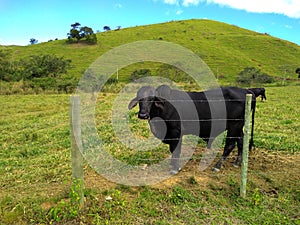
left=0, top=0, right=299, bottom=46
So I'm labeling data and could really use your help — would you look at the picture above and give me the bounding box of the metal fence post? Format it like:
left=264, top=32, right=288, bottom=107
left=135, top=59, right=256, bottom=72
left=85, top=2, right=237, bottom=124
left=240, top=94, right=252, bottom=198
left=70, top=95, right=84, bottom=206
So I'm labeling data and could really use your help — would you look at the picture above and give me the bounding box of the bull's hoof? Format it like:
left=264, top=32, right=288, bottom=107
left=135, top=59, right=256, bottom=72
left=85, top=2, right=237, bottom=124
left=232, top=163, right=240, bottom=168
left=212, top=167, right=220, bottom=172
left=233, top=160, right=242, bottom=168
left=170, top=168, right=181, bottom=175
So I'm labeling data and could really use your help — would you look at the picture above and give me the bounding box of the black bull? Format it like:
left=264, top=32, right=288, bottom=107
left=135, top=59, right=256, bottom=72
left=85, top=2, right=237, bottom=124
left=128, top=85, right=256, bottom=173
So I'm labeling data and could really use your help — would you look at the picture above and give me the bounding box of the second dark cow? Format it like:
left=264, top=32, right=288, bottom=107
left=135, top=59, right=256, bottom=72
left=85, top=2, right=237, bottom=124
left=128, top=85, right=256, bottom=173
left=248, top=87, right=266, bottom=101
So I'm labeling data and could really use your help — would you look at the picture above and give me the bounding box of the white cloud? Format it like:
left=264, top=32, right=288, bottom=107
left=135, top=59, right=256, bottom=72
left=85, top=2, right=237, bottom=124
left=182, top=0, right=201, bottom=7
left=285, top=24, right=293, bottom=29
left=176, top=9, right=183, bottom=15
left=158, top=0, right=300, bottom=18
left=163, top=0, right=179, bottom=5
left=206, top=0, right=300, bottom=18
left=114, top=3, right=122, bottom=9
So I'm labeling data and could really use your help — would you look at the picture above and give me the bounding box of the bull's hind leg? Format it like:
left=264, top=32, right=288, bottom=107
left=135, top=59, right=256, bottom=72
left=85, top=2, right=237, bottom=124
left=212, top=138, right=236, bottom=172
left=233, top=136, right=243, bottom=167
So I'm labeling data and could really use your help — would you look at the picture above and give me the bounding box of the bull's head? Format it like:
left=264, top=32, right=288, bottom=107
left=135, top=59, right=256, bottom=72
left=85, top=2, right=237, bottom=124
left=128, top=85, right=171, bottom=119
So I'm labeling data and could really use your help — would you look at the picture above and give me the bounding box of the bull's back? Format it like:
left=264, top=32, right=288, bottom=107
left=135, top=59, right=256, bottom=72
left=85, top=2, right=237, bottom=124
left=189, top=87, right=253, bottom=119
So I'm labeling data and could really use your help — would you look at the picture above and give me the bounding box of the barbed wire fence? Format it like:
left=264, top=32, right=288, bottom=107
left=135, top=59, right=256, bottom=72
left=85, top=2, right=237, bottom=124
left=70, top=94, right=257, bottom=206
left=1, top=94, right=298, bottom=205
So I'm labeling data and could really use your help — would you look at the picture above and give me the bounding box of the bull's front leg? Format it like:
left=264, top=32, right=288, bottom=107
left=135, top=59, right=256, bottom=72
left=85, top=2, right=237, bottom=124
left=169, top=138, right=182, bottom=175
left=212, top=138, right=236, bottom=172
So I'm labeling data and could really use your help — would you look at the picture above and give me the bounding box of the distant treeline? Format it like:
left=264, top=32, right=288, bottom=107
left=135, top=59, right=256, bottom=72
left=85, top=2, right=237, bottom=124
left=0, top=47, right=289, bottom=95
left=0, top=49, right=77, bottom=94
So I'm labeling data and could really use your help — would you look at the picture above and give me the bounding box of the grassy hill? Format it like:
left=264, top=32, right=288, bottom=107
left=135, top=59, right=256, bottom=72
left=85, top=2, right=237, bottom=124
left=1, top=19, right=300, bottom=85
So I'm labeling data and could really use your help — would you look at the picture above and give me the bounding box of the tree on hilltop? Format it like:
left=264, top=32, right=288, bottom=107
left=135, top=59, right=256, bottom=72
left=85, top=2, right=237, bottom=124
left=29, top=38, right=38, bottom=45
left=71, top=22, right=81, bottom=29
left=103, top=26, right=111, bottom=31
left=67, top=22, right=97, bottom=44
left=80, top=26, right=97, bottom=44
left=67, top=22, right=82, bottom=42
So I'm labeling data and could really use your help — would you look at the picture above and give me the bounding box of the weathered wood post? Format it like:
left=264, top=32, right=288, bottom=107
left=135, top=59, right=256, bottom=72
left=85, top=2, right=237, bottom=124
left=70, top=95, right=84, bottom=206
left=240, top=94, right=253, bottom=198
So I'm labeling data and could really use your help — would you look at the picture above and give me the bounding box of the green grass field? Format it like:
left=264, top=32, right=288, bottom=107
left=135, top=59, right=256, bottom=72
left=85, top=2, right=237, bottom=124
left=0, top=85, right=299, bottom=224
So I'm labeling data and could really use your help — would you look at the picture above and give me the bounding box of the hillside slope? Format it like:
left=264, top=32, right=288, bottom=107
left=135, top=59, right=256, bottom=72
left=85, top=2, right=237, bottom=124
left=1, top=19, right=300, bottom=84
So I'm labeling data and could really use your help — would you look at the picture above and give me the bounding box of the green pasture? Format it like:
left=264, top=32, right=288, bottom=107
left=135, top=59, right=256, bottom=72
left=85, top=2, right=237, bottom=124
left=0, top=85, right=299, bottom=224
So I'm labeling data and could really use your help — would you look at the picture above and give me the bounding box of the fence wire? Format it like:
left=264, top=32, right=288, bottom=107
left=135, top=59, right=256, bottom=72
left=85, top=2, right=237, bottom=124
left=1, top=96, right=298, bottom=184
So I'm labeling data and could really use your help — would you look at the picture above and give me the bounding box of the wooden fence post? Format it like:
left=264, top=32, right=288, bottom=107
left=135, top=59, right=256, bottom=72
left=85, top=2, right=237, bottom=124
left=240, top=94, right=252, bottom=198
left=70, top=95, right=84, bottom=206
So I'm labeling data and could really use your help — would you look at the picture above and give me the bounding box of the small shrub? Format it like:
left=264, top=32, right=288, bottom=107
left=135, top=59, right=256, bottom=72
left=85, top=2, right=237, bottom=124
left=156, top=64, right=193, bottom=83
left=129, top=69, right=152, bottom=81
left=255, top=73, right=274, bottom=83
left=86, top=33, right=97, bottom=44
left=237, top=67, right=274, bottom=85
left=106, top=77, right=118, bottom=84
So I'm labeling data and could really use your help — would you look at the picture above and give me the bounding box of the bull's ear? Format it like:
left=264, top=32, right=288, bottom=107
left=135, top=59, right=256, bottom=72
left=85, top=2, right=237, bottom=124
left=155, top=85, right=171, bottom=110
left=154, top=97, right=165, bottom=110
left=156, top=85, right=171, bottom=98
left=128, top=97, right=138, bottom=110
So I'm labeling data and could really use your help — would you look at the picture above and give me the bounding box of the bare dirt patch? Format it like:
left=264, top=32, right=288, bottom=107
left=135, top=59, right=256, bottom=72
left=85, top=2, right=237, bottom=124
left=84, top=148, right=300, bottom=194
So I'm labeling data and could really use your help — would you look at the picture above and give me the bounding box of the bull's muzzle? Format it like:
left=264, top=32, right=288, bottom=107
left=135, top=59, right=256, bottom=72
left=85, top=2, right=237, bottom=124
left=138, top=113, right=149, bottom=119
